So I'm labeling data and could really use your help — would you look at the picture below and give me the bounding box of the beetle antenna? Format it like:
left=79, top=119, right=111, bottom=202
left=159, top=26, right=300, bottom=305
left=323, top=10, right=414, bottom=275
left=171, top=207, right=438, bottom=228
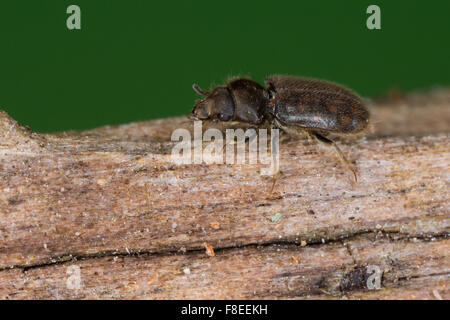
left=192, top=84, right=208, bottom=96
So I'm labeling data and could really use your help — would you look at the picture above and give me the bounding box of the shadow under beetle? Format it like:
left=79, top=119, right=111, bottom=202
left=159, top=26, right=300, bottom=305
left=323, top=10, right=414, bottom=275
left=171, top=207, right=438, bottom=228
left=191, top=75, right=370, bottom=182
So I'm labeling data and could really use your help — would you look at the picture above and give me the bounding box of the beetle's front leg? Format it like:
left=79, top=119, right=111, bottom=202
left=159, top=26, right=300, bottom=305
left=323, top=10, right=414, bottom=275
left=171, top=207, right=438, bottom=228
left=245, top=126, right=258, bottom=145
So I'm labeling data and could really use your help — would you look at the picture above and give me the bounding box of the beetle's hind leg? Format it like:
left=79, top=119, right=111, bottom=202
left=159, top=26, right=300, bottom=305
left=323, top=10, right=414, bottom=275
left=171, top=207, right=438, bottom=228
left=312, top=132, right=358, bottom=183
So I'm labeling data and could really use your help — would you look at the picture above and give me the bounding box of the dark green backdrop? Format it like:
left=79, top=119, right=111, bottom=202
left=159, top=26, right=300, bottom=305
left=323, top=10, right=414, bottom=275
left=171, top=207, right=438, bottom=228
left=1, top=0, right=449, bottom=132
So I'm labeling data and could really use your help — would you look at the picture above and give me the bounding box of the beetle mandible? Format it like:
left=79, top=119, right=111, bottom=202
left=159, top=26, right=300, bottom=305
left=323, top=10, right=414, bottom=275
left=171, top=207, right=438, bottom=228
left=191, top=75, right=370, bottom=182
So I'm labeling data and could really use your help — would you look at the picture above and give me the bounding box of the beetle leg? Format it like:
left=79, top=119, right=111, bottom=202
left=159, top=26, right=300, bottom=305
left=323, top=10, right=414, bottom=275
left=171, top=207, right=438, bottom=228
left=266, top=124, right=283, bottom=195
left=219, top=126, right=258, bottom=154
left=271, top=119, right=296, bottom=143
left=268, top=170, right=283, bottom=195
left=312, top=132, right=358, bottom=183
left=245, top=127, right=258, bottom=145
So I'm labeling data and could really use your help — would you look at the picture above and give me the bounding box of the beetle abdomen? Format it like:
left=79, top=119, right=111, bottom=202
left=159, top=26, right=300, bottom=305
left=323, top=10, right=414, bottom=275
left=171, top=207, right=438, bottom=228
left=266, top=76, right=369, bottom=134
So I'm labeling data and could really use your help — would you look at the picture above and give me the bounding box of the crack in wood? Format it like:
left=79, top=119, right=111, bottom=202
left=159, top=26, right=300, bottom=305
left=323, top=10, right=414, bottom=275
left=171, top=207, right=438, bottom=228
left=0, top=90, right=449, bottom=299
left=2, top=229, right=447, bottom=273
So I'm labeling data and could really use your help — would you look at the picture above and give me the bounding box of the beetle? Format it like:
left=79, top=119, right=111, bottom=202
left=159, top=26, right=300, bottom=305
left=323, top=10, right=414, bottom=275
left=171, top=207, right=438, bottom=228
left=191, top=75, right=370, bottom=182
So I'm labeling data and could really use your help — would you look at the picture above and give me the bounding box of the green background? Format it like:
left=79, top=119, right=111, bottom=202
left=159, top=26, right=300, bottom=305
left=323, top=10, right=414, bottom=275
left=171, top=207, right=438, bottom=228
left=0, top=0, right=449, bottom=132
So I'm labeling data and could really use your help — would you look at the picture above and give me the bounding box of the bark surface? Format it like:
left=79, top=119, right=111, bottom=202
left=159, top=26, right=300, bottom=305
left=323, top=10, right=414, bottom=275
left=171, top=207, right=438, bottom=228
left=0, top=89, right=449, bottom=299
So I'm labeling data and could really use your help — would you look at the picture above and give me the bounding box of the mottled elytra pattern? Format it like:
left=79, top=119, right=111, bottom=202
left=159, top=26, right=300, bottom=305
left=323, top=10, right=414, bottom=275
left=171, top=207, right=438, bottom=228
left=265, top=75, right=369, bottom=134
left=191, top=75, right=370, bottom=181
left=192, top=75, right=369, bottom=134
left=0, top=89, right=449, bottom=299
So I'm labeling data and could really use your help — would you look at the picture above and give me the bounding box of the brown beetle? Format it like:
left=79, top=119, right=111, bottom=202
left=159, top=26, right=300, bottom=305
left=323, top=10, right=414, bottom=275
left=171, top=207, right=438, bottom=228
left=191, top=75, right=370, bottom=182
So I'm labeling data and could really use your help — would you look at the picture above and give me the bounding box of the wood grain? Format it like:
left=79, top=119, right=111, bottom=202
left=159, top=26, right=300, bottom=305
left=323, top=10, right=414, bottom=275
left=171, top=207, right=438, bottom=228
left=0, top=88, right=449, bottom=299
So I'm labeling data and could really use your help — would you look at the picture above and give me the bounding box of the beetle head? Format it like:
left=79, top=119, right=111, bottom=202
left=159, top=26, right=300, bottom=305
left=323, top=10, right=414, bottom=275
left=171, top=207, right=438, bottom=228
left=191, top=84, right=234, bottom=122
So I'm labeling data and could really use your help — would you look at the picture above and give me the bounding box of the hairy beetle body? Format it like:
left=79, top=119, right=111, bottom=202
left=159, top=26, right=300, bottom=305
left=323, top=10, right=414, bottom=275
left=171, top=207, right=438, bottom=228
left=191, top=74, right=371, bottom=182
left=265, top=76, right=369, bottom=134
left=192, top=75, right=369, bottom=134
left=192, top=78, right=267, bottom=124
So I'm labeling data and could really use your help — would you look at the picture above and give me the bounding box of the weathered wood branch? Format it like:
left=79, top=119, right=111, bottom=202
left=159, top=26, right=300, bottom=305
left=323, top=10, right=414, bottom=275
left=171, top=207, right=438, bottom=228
left=0, top=88, right=449, bottom=299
